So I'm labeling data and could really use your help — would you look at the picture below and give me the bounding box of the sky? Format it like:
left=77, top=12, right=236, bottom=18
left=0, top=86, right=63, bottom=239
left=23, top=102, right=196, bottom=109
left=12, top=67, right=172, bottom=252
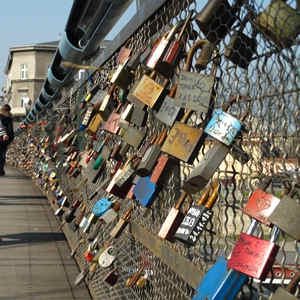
left=0, top=0, right=137, bottom=89
left=0, top=1, right=72, bottom=88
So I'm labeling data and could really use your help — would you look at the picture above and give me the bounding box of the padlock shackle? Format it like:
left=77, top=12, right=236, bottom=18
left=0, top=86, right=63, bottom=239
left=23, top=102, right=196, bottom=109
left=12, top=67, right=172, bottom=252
left=174, top=191, right=187, bottom=209
left=177, top=13, right=192, bottom=41
left=196, top=184, right=211, bottom=206
left=205, top=181, right=220, bottom=209
left=184, top=39, right=211, bottom=72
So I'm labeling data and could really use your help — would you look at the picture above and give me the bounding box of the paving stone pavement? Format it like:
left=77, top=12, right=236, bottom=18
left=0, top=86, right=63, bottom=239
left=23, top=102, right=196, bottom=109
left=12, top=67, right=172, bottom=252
left=0, top=167, right=91, bottom=300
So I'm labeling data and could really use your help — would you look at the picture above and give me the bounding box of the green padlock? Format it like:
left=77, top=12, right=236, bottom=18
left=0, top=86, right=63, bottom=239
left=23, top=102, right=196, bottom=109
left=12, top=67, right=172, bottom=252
left=255, top=0, right=300, bottom=48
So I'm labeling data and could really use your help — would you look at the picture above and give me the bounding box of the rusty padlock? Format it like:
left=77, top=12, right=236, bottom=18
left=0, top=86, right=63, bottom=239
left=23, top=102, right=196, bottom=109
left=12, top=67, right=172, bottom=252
left=102, top=104, right=122, bottom=134
left=136, top=129, right=167, bottom=176
left=174, top=39, right=218, bottom=114
left=155, top=85, right=181, bottom=127
left=195, top=0, right=243, bottom=43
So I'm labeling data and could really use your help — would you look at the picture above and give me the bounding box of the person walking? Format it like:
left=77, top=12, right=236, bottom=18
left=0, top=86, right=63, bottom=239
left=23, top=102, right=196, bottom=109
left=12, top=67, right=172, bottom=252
left=0, top=104, right=14, bottom=176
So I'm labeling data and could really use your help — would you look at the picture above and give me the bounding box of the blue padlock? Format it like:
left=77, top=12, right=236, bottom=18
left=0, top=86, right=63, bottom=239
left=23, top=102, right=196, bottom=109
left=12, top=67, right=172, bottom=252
left=83, top=198, right=112, bottom=233
left=133, top=176, right=156, bottom=207
left=193, top=257, right=248, bottom=300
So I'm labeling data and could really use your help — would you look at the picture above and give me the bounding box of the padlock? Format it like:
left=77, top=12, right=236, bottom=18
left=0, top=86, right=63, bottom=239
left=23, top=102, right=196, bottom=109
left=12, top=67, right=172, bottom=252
left=174, top=39, right=218, bottom=113
left=110, top=207, right=133, bottom=239
left=255, top=0, right=300, bottom=48
left=269, top=194, right=300, bottom=240
left=133, top=155, right=169, bottom=207
left=156, top=14, right=192, bottom=78
left=136, top=272, right=149, bottom=288
left=146, top=23, right=179, bottom=70
left=193, top=219, right=260, bottom=300
left=117, top=46, right=132, bottom=65
left=161, top=110, right=203, bottom=163
left=104, top=269, right=119, bottom=286
left=130, top=104, right=147, bottom=127
left=110, top=57, right=134, bottom=89
left=136, top=129, right=167, bottom=176
left=195, top=0, right=242, bottom=43
left=225, top=13, right=257, bottom=69
left=83, top=197, right=113, bottom=233
left=98, top=87, right=116, bottom=121
left=175, top=181, right=219, bottom=245
left=81, top=85, right=100, bottom=107
left=155, top=85, right=181, bottom=127
left=228, top=225, right=281, bottom=280
left=103, top=111, right=120, bottom=134
left=183, top=96, right=245, bottom=193
left=87, top=113, right=102, bottom=134
left=129, top=71, right=168, bottom=108
left=79, top=106, right=94, bottom=131
left=271, top=272, right=300, bottom=300
left=243, top=178, right=281, bottom=226
left=98, top=246, right=116, bottom=268
left=63, top=199, right=81, bottom=223
left=158, top=191, right=189, bottom=240
left=126, top=265, right=145, bottom=287
left=100, top=208, right=119, bottom=224
left=192, top=257, right=248, bottom=300
left=122, top=125, right=147, bottom=149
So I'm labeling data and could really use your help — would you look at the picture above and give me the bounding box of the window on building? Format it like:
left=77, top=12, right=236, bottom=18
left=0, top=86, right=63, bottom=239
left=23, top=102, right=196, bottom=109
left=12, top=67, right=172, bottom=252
left=20, top=64, right=28, bottom=80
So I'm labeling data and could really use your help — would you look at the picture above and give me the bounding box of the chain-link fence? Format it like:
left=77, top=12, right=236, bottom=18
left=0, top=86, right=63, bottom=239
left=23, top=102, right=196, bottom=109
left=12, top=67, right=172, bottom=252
left=7, top=0, right=299, bottom=299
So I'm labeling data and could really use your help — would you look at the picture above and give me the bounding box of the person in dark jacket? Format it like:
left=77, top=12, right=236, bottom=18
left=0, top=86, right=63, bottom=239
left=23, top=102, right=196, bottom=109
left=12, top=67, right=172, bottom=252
left=0, top=104, right=14, bottom=176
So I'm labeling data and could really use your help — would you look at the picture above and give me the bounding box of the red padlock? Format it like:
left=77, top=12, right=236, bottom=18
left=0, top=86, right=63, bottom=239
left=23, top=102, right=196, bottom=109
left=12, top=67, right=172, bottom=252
left=228, top=225, right=280, bottom=280
left=243, top=189, right=280, bottom=226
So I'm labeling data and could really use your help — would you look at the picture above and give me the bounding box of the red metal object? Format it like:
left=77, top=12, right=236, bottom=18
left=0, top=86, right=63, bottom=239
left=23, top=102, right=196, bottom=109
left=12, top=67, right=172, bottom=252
left=243, top=189, right=280, bottom=226
left=228, top=233, right=279, bottom=280
left=150, top=154, right=169, bottom=183
left=84, top=250, right=94, bottom=262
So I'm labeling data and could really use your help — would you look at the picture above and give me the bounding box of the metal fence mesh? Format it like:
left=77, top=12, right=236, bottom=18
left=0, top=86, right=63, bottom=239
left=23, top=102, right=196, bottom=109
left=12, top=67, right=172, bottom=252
left=7, top=0, right=299, bottom=299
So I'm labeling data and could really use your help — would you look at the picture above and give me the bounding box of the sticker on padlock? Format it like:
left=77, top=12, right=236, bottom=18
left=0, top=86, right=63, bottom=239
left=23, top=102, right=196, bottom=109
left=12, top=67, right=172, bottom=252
left=98, top=246, right=116, bottom=268
left=204, top=109, right=242, bottom=146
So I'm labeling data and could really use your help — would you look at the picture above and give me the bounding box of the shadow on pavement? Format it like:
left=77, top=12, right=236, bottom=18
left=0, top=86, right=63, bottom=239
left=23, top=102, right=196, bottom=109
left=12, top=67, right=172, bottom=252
left=0, top=232, right=66, bottom=246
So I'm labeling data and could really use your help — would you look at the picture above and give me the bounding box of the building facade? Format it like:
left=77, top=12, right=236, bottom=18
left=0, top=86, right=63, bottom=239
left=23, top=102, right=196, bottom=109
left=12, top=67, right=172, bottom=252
left=3, top=41, right=58, bottom=117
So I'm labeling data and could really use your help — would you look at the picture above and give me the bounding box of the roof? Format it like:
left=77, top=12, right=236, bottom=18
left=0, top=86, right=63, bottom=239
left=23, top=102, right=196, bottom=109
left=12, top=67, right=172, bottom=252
left=5, top=41, right=58, bottom=74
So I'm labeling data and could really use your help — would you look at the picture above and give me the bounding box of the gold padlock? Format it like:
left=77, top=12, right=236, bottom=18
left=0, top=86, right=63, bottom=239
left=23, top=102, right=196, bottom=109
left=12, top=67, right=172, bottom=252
left=87, top=113, right=102, bottom=134
left=128, top=71, right=168, bottom=108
